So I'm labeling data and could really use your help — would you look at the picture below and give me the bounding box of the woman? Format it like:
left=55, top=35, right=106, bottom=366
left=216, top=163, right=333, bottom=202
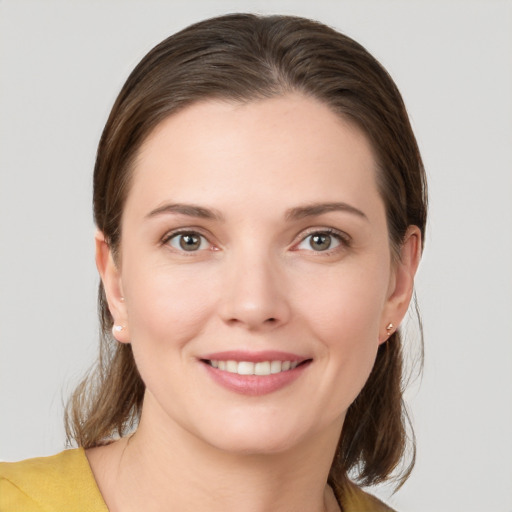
left=0, top=13, right=426, bottom=512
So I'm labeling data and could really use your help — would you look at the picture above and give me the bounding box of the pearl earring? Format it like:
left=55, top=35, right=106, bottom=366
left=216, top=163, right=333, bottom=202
left=112, top=324, right=126, bottom=337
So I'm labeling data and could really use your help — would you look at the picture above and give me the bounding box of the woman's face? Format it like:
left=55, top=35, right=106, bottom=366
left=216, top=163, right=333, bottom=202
left=100, top=94, right=415, bottom=454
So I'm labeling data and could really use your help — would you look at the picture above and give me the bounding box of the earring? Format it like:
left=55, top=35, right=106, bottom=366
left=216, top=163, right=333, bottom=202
left=385, top=323, right=394, bottom=337
left=112, top=324, right=126, bottom=337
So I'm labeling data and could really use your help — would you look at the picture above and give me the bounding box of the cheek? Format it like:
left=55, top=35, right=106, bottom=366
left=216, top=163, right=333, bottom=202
left=292, top=262, right=389, bottom=401
left=294, top=260, right=389, bottom=341
left=308, top=289, right=382, bottom=380
left=122, top=261, right=217, bottom=348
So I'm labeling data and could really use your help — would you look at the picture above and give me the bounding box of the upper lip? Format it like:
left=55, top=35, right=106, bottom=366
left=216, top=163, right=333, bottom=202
left=200, top=350, right=310, bottom=363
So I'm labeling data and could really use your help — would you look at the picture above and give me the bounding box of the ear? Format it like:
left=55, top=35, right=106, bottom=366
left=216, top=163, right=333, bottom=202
left=95, top=230, right=130, bottom=343
left=379, top=225, right=422, bottom=343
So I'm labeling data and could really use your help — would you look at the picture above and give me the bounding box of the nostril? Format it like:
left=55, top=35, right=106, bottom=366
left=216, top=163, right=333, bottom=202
left=265, top=317, right=277, bottom=323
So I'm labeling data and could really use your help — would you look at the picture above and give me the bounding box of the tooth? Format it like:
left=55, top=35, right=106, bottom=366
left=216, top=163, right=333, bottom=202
left=212, top=359, right=303, bottom=374
left=226, top=360, right=238, bottom=373
left=238, top=361, right=255, bottom=375
left=270, top=361, right=282, bottom=374
left=254, top=361, right=271, bottom=376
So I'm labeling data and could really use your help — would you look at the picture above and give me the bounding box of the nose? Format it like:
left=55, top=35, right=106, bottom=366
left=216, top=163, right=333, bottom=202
left=217, top=250, right=291, bottom=331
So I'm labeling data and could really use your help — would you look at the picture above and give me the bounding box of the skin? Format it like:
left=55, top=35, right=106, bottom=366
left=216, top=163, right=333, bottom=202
left=88, top=94, right=421, bottom=512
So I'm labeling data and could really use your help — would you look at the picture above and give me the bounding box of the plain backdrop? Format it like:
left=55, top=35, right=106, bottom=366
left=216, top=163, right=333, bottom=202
left=1, top=1, right=511, bottom=511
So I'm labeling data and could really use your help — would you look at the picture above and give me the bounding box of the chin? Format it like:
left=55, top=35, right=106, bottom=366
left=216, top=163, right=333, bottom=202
left=192, top=412, right=326, bottom=457
left=207, top=430, right=302, bottom=456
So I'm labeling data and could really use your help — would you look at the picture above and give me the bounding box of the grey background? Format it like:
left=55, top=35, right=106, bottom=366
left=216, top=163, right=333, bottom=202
left=1, top=1, right=511, bottom=510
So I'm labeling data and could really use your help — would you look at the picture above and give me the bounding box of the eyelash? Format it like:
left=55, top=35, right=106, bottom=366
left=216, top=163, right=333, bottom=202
left=161, top=227, right=351, bottom=254
left=293, top=227, right=351, bottom=255
left=161, top=229, right=214, bottom=253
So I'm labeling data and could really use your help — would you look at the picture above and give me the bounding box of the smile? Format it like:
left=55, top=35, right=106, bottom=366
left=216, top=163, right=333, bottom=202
left=207, top=360, right=300, bottom=376
left=200, top=352, right=312, bottom=396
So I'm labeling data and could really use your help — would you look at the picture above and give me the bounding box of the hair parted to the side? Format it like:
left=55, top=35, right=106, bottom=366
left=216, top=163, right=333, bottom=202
left=65, top=13, right=427, bottom=494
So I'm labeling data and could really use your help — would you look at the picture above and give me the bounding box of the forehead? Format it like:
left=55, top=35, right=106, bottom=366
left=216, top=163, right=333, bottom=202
left=126, top=94, right=383, bottom=221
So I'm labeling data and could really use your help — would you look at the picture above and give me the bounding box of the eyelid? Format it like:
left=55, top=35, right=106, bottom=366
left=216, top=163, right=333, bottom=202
left=159, top=225, right=351, bottom=254
left=161, top=227, right=217, bottom=251
left=292, top=227, right=352, bottom=252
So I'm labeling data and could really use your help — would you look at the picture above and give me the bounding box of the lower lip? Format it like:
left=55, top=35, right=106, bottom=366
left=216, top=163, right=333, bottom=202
left=202, top=361, right=310, bottom=396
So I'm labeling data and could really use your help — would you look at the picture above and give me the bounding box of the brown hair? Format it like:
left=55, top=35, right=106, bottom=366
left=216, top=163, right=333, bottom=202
left=66, top=13, right=427, bottom=493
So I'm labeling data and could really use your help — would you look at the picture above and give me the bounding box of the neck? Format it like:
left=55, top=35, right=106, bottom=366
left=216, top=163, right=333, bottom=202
left=89, top=394, right=343, bottom=512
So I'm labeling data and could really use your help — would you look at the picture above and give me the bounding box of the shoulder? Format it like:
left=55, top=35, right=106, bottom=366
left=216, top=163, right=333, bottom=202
left=339, top=480, right=396, bottom=512
left=0, top=448, right=108, bottom=512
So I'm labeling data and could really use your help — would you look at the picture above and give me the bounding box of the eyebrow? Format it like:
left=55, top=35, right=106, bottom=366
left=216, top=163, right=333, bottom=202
left=146, top=201, right=367, bottom=222
left=146, top=203, right=224, bottom=221
left=285, top=202, right=368, bottom=221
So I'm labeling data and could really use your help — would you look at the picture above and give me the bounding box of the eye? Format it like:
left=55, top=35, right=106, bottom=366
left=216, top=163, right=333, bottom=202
left=166, top=232, right=210, bottom=252
left=296, top=231, right=343, bottom=252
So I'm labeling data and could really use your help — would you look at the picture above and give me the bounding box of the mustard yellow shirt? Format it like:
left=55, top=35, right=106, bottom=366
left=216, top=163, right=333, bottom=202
left=0, top=449, right=395, bottom=511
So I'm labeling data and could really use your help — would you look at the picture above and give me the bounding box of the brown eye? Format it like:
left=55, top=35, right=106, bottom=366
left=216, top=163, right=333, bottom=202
left=296, top=231, right=343, bottom=252
left=168, top=232, right=208, bottom=251
left=310, top=233, right=332, bottom=251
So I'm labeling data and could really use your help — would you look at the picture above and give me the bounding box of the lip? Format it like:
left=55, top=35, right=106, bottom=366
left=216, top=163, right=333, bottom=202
left=200, top=350, right=307, bottom=363
left=199, top=351, right=312, bottom=396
